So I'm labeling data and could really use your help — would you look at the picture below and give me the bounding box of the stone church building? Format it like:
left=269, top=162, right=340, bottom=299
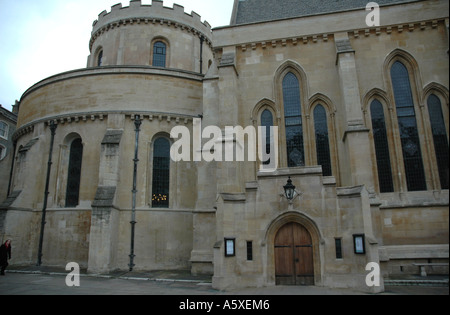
left=1, top=0, right=448, bottom=292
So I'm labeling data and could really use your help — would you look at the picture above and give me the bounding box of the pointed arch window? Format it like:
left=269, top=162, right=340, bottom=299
left=152, top=137, right=170, bottom=208
left=261, top=109, right=273, bottom=165
left=313, top=105, right=332, bottom=176
left=391, top=61, right=426, bottom=191
left=283, top=72, right=304, bottom=167
left=153, top=41, right=167, bottom=68
left=427, top=94, right=449, bottom=189
left=66, top=138, right=83, bottom=207
left=370, top=99, right=394, bottom=192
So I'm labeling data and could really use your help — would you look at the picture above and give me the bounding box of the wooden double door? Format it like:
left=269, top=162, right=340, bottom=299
left=275, top=222, right=314, bottom=285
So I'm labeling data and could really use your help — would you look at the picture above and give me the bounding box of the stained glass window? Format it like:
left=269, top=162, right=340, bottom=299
left=427, top=94, right=449, bottom=189
left=153, top=41, right=166, bottom=68
left=313, top=105, right=332, bottom=176
left=283, top=72, right=304, bottom=167
left=391, top=61, right=426, bottom=191
left=152, top=137, right=170, bottom=208
left=370, top=99, right=394, bottom=192
left=66, top=138, right=83, bottom=207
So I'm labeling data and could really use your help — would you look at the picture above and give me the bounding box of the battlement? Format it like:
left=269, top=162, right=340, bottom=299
left=92, top=0, right=212, bottom=38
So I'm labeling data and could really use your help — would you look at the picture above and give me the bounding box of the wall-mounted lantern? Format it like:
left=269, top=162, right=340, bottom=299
left=283, top=176, right=296, bottom=201
left=282, top=176, right=301, bottom=205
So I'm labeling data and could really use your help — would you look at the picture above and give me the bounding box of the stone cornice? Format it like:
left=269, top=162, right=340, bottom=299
left=227, top=18, right=446, bottom=52
left=13, top=110, right=197, bottom=142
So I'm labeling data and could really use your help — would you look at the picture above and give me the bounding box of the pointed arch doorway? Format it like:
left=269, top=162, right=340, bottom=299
left=275, top=222, right=314, bottom=285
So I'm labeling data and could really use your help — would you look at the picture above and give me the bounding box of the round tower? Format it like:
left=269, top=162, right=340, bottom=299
left=9, top=1, right=212, bottom=271
left=88, top=0, right=213, bottom=73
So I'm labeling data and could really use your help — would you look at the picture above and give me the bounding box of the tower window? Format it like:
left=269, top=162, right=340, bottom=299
left=153, top=41, right=167, bottom=68
left=97, top=50, right=103, bottom=67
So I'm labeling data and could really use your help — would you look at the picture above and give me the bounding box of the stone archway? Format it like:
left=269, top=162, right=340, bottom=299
left=274, top=222, right=314, bottom=285
left=264, top=211, right=323, bottom=286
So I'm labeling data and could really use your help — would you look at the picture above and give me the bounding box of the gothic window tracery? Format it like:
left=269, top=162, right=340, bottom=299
left=390, top=61, right=426, bottom=191
left=283, top=72, right=304, bottom=167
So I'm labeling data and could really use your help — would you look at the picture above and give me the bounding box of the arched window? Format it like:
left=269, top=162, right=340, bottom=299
left=313, top=105, right=332, bottom=176
left=66, top=138, right=83, bottom=207
left=283, top=72, right=304, bottom=167
left=97, top=50, right=103, bottom=67
left=152, top=41, right=167, bottom=68
left=427, top=94, right=449, bottom=189
left=152, top=137, right=170, bottom=208
left=261, top=109, right=273, bottom=165
left=390, top=61, right=426, bottom=191
left=370, top=99, right=394, bottom=192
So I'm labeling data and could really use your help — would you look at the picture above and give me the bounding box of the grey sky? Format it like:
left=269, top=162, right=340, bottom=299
left=0, top=0, right=234, bottom=112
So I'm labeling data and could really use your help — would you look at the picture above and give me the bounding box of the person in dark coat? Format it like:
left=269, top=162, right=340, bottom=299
left=0, top=239, right=11, bottom=275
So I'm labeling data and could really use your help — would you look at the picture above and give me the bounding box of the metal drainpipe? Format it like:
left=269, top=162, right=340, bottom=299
left=7, top=140, right=17, bottom=197
left=129, top=116, right=141, bottom=271
left=37, top=121, right=57, bottom=266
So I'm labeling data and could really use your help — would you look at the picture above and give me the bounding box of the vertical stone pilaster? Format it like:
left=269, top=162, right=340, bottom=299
left=190, top=60, right=220, bottom=276
left=336, top=186, right=384, bottom=293
left=335, top=33, right=375, bottom=191
left=87, top=128, right=123, bottom=274
left=88, top=189, right=119, bottom=274
left=216, top=46, right=243, bottom=194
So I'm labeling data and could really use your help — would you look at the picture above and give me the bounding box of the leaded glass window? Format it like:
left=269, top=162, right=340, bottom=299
left=153, top=41, right=166, bottom=68
left=313, top=105, right=332, bottom=176
left=370, top=99, right=394, bottom=192
left=261, top=109, right=273, bottom=165
left=427, top=94, right=449, bottom=189
left=283, top=72, right=304, bottom=167
left=152, top=137, right=170, bottom=208
left=391, top=61, right=426, bottom=191
left=66, top=138, right=83, bottom=207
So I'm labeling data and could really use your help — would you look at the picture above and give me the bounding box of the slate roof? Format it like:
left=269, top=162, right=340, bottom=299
left=232, top=0, right=421, bottom=25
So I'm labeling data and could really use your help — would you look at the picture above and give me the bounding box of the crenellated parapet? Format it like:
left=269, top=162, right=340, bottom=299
left=90, top=0, right=212, bottom=51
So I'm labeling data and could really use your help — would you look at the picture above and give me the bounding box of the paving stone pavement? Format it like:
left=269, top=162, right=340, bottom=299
left=0, top=266, right=448, bottom=296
